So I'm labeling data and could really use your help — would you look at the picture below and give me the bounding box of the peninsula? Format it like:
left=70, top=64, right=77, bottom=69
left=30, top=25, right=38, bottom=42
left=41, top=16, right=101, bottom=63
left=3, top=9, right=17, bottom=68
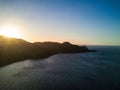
left=0, top=36, right=96, bottom=67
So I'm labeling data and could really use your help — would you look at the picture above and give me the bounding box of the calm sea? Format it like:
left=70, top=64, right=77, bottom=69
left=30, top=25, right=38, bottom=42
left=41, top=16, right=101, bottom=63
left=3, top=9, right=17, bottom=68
left=0, top=46, right=120, bottom=90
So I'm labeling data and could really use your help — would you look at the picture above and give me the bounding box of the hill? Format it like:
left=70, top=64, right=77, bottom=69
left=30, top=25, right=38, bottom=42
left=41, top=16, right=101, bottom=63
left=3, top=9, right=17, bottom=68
left=0, top=36, right=95, bottom=67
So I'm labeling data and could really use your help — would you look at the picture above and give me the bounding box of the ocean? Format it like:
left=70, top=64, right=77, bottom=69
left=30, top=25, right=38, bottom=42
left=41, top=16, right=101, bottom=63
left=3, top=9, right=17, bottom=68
left=0, top=46, right=120, bottom=90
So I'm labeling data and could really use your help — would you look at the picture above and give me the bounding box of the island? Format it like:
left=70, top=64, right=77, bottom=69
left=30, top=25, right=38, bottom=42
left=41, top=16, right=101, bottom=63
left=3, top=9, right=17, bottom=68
left=0, top=36, right=96, bottom=67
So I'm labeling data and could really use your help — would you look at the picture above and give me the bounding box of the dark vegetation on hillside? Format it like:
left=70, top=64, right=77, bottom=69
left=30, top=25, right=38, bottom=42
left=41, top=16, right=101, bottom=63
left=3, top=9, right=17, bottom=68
left=0, top=36, right=96, bottom=67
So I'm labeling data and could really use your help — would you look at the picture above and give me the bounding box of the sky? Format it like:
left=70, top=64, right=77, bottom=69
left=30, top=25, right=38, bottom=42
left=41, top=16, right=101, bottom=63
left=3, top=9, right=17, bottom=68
left=0, top=0, right=120, bottom=45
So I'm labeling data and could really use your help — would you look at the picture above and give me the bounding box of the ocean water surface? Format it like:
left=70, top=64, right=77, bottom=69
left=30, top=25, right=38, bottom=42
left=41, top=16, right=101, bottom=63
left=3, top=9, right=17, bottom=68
left=0, top=46, right=120, bottom=90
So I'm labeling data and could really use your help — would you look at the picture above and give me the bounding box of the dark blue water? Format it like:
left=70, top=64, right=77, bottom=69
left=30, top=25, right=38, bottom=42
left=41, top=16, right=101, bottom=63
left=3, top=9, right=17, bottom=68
left=0, top=46, right=120, bottom=90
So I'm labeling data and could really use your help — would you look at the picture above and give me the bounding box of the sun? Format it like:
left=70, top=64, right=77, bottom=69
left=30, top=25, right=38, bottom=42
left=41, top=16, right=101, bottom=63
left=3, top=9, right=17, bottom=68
left=0, top=26, right=21, bottom=38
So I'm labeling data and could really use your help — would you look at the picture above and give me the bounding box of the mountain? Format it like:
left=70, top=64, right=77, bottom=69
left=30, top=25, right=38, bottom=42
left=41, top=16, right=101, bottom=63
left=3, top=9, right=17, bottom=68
left=0, top=36, right=95, bottom=67
left=34, top=41, right=90, bottom=53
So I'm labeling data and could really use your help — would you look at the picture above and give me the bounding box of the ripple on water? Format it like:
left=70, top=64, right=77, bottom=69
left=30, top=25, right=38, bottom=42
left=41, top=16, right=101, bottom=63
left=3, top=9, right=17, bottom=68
left=0, top=49, right=120, bottom=90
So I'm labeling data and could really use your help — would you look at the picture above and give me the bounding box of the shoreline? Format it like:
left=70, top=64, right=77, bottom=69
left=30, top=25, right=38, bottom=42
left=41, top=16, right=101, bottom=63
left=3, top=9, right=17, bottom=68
left=0, top=36, right=96, bottom=67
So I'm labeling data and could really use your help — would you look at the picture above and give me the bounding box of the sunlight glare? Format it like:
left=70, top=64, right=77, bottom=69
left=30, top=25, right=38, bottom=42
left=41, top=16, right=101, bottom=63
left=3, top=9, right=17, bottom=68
left=0, top=26, right=21, bottom=38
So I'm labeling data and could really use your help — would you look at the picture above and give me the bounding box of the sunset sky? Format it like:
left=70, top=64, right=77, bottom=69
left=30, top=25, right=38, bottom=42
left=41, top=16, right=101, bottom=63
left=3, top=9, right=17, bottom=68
left=0, top=0, right=120, bottom=45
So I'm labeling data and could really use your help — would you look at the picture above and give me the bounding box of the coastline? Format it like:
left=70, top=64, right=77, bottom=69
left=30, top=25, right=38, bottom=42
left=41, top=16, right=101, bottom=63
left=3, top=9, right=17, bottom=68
left=0, top=36, right=96, bottom=67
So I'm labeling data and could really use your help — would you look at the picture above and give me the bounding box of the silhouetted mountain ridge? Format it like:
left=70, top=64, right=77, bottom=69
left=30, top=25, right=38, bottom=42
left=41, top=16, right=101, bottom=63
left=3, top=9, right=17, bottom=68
left=34, top=41, right=89, bottom=53
left=0, top=36, right=95, bottom=67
